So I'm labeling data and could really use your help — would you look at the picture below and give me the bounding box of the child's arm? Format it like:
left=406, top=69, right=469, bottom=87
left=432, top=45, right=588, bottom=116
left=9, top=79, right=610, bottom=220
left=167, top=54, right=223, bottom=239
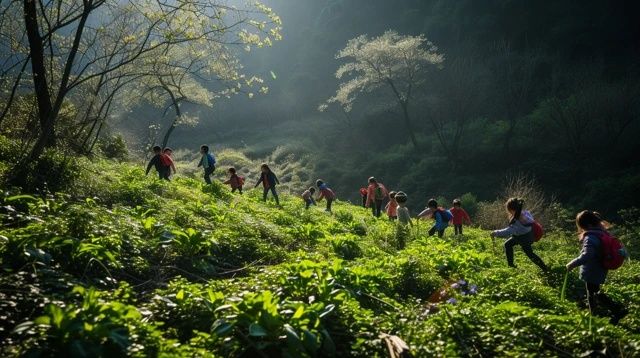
left=254, top=176, right=262, bottom=188
left=434, top=211, right=443, bottom=227
left=145, top=157, right=156, bottom=175
left=463, top=209, right=471, bottom=225
left=365, top=188, right=372, bottom=207
left=223, top=178, right=231, bottom=184
left=169, top=158, right=177, bottom=174
left=567, top=236, right=597, bottom=270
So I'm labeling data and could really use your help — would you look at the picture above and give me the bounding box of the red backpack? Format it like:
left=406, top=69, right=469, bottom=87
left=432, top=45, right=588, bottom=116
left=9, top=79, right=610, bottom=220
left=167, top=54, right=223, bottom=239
left=237, top=176, right=245, bottom=186
left=160, top=153, right=172, bottom=167
left=582, top=230, right=627, bottom=270
left=531, top=221, right=544, bottom=242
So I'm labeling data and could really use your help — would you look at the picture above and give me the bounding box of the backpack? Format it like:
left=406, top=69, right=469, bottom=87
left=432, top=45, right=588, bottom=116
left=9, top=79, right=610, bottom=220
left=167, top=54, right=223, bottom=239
left=237, top=176, right=245, bottom=186
left=160, top=154, right=172, bottom=167
left=583, top=230, right=627, bottom=270
left=531, top=221, right=544, bottom=242
left=437, top=208, right=453, bottom=222
left=207, top=154, right=216, bottom=167
left=374, top=186, right=385, bottom=200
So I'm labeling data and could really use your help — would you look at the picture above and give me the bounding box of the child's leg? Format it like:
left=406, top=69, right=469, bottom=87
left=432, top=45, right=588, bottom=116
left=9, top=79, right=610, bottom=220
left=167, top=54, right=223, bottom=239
left=437, top=229, right=444, bottom=238
left=375, top=200, right=383, bottom=217
left=459, top=225, right=463, bottom=235
left=231, top=187, right=237, bottom=193
left=204, top=167, right=213, bottom=184
left=305, top=199, right=311, bottom=209
left=504, top=237, right=518, bottom=267
left=519, top=236, right=548, bottom=271
left=238, top=186, right=243, bottom=194
left=586, top=282, right=600, bottom=312
left=428, top=226, right=437, bottom=237
left=362, top=196, right=366, bottom=207
left=271, top=187, right=280, bottom=205
left=326, top=198, right=333, bottom=212
left=262, top=187, right=269, bottom=201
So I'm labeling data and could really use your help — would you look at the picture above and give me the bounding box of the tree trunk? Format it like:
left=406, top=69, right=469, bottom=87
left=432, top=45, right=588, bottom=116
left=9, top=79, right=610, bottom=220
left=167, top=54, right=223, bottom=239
left=23, top=0, right=54, bottom=156
left=26, top=0, right=93, bottom=161
left=400, top=101, right=419, bottom=149
left=160, top=85, right=181, bottom=148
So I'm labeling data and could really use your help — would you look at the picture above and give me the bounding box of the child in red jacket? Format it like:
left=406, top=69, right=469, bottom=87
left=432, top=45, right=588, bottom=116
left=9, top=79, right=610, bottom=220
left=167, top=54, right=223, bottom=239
left=450, top=198, right=471, bottom=235
left=224, top=167, right=244, bottom=194
left=316, top=179, right=336, bottom=212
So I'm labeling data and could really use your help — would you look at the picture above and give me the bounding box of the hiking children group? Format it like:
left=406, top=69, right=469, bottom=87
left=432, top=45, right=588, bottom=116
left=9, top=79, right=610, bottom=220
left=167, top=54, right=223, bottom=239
left=146, top=144, right=628, bottom=322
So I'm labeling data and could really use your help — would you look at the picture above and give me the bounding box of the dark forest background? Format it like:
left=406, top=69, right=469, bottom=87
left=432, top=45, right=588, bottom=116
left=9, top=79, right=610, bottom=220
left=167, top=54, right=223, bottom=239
left=9, top=0, right=640, bottom=214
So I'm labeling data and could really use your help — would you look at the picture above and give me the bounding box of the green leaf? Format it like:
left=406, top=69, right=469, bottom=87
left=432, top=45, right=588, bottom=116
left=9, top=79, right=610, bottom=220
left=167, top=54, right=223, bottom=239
left=212, top=319, right=233, bottom=336
left=319, top=304, right=335, bottom=318
left=292, top=305, right=305, bottom=319
left=249, top=323, right=268, bottom=337
left=12, top=321, right=34, bottom=334
left=6, top=195, right=38, bottom=202
left=176, top=289, right=185, bottom=301
left=270, top=70, right=277, bottom=79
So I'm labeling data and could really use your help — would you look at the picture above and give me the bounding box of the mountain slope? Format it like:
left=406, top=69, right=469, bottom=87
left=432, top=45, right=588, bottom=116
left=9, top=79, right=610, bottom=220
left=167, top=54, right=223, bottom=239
left=1, top=159, right=639, bottom=357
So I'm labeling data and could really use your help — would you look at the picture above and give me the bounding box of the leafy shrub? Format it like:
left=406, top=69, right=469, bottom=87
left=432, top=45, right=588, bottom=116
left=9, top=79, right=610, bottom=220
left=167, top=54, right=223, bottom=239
left=12, top=286, right=160, bottom=357
left=331, top=235, right=362, bottom=260
left=97, top=134, right=129, bottom=161
left=460, top=192, right=478, bottom=217
left=13, top=149, right=82, bottom=193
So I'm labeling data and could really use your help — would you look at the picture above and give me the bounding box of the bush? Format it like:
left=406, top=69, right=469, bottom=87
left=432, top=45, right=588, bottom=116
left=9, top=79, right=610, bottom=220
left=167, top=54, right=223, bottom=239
left=98, top=134, right=129, bottom=161
left=476, top=174, right=551, bottom=229
left=15, top=149, right=82, bottom=193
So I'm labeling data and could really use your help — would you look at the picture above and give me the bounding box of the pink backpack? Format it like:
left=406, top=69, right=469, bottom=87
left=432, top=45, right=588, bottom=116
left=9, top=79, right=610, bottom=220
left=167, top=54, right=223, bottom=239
left=582, top=230, right=627, bottom=270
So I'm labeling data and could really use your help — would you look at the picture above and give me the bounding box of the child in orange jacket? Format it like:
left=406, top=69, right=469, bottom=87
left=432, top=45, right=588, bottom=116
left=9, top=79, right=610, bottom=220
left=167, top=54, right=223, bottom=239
left=385, top=191, right=398, bottom=220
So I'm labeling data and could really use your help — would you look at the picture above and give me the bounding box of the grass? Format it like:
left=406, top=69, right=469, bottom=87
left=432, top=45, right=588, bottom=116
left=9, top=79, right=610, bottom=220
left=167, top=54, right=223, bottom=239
left=0, top=157, right=639, bottom=357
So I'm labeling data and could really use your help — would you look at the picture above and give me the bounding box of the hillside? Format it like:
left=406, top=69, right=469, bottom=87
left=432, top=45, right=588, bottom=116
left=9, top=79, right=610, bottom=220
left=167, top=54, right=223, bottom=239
left=1, top=158, right=639, bottom=357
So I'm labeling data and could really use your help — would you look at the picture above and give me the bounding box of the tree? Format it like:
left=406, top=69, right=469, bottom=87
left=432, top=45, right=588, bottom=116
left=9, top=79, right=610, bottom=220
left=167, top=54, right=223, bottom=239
left=0, top=0, right=281, bottom=162
left=320, top=30, right=444, bottom=149
left=490, top=40, right=539, bottom=159
left=134, top=37, right=269, bottom=148
left=425, top=57, right=486, bottom=169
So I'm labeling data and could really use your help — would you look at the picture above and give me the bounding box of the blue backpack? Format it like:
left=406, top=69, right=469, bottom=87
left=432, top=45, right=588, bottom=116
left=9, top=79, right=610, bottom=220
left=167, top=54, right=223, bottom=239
left=437, top=208, right=453, bottom=222
left=207, top=153, right=216, bottom=167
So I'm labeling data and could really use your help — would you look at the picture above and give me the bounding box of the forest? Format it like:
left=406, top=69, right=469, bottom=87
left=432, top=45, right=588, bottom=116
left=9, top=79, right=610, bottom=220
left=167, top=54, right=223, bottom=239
left=0, top=0, right=639, bottom=357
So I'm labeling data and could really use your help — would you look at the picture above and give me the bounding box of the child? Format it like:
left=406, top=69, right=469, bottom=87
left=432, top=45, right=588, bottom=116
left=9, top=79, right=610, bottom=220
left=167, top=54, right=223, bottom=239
left=359, top=187, right=368, bottom=207
left=420, top=199, right=451, bottom=238
left=161, top=147, right=177, bottom=180
left=365, top=177, right=388, bottom=217
left=301, top=187, right=316, bottom=209
left=254, top=163, right=280, bottom=206
left=385, top=191, right=398, bottom=220
left=197, top=145, right=216, bottom=184
left=316, top=179, right=336, bottom=212
left=395, top=191, right=411, bottom=249
left=566, top=211, right=627, bottom=322
left=450, top=198, right=471, bottom=235
left=224, top=167, right=244, bottom=194
left=145, top=145, right=170, bottom=180
left=490, top=198, right=548, bottom=271
left=395, top=192, right=412, bottom=227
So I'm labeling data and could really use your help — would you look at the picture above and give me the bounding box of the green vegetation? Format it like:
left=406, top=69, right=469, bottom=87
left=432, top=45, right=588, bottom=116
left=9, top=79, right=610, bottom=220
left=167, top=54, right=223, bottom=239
left=1, top=157, right=639, bottom=357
